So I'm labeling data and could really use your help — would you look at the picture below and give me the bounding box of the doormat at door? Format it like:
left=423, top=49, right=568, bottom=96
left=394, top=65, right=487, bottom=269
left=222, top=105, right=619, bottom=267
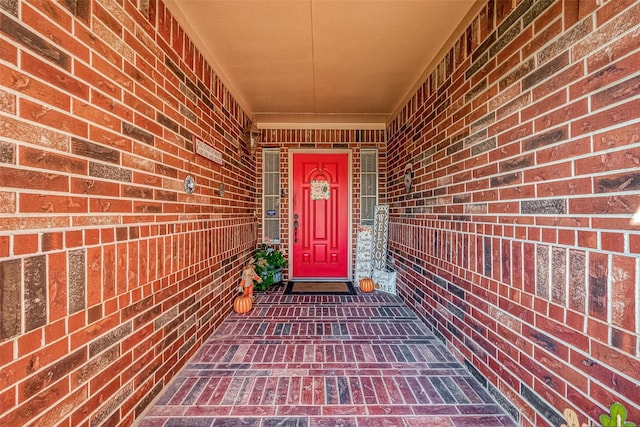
left=284, top=281, right=356, bottom=295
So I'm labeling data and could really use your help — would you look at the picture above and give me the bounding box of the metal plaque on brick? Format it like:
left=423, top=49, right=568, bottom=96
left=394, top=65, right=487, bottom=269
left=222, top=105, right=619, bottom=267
left=195, top=139, right=223, bottom=164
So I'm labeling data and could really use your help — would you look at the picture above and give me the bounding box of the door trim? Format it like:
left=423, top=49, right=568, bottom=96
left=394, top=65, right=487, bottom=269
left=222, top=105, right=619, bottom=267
left=288, top=149, right=352, bottom=281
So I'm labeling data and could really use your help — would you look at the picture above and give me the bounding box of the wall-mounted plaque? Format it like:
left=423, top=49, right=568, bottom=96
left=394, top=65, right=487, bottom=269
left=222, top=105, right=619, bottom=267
left=354, top=225, right=373, bottom=285
left=372, top=205, right=389, bottom=270
left=372, top=268, right=396, bottom=295
left=310, top=180, right=330, bottom=200
left=195, top=139, right=223, bottom=164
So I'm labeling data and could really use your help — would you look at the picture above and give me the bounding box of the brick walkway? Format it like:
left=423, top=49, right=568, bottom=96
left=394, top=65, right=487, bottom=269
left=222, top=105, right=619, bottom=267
left=139, top=288, right=517, bottom=426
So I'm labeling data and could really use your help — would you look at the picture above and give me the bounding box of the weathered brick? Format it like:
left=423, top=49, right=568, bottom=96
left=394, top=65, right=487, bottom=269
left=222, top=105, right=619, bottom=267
left=0, top=190, right=15, bottom=215
left=610, top=255, right=636, bottom=332
left=164, top=57, right=184, bottom=82
left=536, top=245, right=549, bottom=299
left=499, top=57, right=535, bottom=92
left=24, top=255, right=47, bottom=332
left=572, top=2, right=640, bottom=61
left=490, top=23, right=521, bottom=58
left=483, top=236, right=492, bottom=277
left=89, top=162, right=132, bottom=182
left=522, top=18, right=562, bottom=60
left=0, top=14, right=70, bottom=68
left=122, top=185, right=153, bottom=200
left=465, top=79, right=487, bottom=102
left=551, top=247, right=566, bottom=305
left=491, top=172, right=520, bottom=188
left=0, top=0, right=18, bottom=15
left=0, top=166, right=69, bottom=193
left=588, top=252, right=608, bottom=321
left=134, top=381, right=162, bottom=418
left=23, top=58, right=86, bottom=104
left=23, top=348, right=86, bottom=398
left=523, top=52, right=569, bottom=90
left=59, top=0, right=90, bottom=21
left=520, top=384, right=565, bottom=425
left=537, top=15, right=592, bottom=64
left=591, top=75, right=640, bottom=111
left=595, top=172, right=640, bottom=194
left=20, top=98, right=88, bottom=137
left=47, top=252, right=67, bottom=323
left=573, top=98, right=639, bottom=137
left=20, top=146, right=87, bottom=175
left=521, top=199, right=566, bottom=215
left=93, top=2, right=123, bottom=36
left=465, top=52, right=489, bottom=80
left=122, top=122, right=154, bottom=145
left=88, top=322, right=132, bottom=357
left=470, top=111, right=495, bottom=132
left=587, top=22, right=640, bottom=73
left=574, top=51, right=640, bottom=100
left=0, top=259, right=21, bottom=339
left=157, top=113, right=179, bottom=132
left=610, top=328, right=636, bottom=356
left=72, top=138, right=120, bottom=164
left=522, top=0, right=555, bottom=28
left=537, top=141, right=589, bottom=173
left=0, top=141, right=15, bottom=164
left=500, top=155, right=533, bottom=173
left=179, top=103, right=197, bottom=124
left=532, top=63, right=583, bottom=101
left=497, top=92, right=531, bottom=119
left=68, top=249, right=86, bottom=314
left=20, top=193, right=88, bottom=214
left=91, top=382, right=132, bottom=427
left=523, top=128, right=566, bottom=152
left=0, top=87, right=16, bottom=114
left=497, top=0, right=533, bottom=37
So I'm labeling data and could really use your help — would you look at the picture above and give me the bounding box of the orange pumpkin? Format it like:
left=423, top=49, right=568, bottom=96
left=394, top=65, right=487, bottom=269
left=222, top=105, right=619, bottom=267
left=359, top=277, right=375, bottom=293
left=233, top=294, right=253, bottom=314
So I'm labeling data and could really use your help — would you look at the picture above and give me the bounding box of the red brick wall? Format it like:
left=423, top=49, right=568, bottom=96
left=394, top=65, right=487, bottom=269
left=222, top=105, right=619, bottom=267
left=386, top=0, right=640, bottom=425
left=258, top=129, right=386, bottom=279
left=0, top=0, right=258, bottom=425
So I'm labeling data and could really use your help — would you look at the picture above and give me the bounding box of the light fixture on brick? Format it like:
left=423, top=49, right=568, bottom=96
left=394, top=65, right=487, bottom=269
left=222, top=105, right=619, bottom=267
left=244, top=122, right=260, bottom=155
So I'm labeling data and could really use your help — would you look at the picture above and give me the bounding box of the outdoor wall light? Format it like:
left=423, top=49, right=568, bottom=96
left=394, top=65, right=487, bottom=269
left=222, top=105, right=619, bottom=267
left=244, top=122, right=260, bottom=155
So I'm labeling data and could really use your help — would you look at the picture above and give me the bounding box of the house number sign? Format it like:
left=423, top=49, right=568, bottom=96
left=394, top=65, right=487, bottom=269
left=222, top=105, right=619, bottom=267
left=195, top=139, right=223, bottom=164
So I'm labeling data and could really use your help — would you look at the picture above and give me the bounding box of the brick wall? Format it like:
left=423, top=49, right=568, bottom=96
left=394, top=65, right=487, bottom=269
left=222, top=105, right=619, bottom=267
left=386, top=0, right=640, bottom=425
left=257, top=129, right=386, bottom=279
left=0, top=0, right=258, bottom=425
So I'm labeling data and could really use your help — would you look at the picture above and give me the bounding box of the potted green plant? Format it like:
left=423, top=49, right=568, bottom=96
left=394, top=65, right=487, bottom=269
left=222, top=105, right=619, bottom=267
left=254, top=240, right=287, bottom=291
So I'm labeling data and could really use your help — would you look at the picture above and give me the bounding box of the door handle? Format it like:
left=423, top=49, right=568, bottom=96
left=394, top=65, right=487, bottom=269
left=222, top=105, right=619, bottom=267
left=293, top=213, right=299, bottom=243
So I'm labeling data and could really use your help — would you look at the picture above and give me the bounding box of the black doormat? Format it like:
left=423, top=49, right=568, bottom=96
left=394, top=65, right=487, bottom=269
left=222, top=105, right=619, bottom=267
left=284, top=281, right=356, bottom=295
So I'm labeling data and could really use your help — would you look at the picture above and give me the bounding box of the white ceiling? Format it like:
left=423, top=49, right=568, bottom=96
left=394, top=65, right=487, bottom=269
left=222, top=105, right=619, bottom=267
left=164, top=0, right=482, bottom=128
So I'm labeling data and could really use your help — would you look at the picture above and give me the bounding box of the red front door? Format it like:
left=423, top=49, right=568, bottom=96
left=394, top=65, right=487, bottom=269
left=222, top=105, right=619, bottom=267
left=291, top=152, right=350, bottom=279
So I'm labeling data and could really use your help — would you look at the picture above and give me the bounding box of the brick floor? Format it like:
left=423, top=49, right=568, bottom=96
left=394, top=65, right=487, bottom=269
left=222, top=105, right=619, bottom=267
left=139, top=288, right=517, bottom=426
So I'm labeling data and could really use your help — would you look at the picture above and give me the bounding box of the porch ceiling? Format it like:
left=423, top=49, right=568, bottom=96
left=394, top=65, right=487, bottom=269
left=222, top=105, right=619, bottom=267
left=163, top=0, right=482, bottom=128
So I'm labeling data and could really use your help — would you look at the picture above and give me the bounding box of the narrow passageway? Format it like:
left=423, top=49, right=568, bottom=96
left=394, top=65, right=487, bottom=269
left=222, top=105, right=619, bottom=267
left=139, top=288, right=516, bottom=426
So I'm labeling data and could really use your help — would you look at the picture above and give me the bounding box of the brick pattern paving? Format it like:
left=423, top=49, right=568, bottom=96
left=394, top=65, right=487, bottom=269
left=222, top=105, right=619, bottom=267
left=139, top=289, right=517, bottom=426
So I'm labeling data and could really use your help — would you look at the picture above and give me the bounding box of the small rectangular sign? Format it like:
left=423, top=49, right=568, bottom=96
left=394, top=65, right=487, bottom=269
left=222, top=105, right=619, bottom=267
left=195, top=139, right=223, bottom=164
left=266, top=210, right=277, bottom=217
